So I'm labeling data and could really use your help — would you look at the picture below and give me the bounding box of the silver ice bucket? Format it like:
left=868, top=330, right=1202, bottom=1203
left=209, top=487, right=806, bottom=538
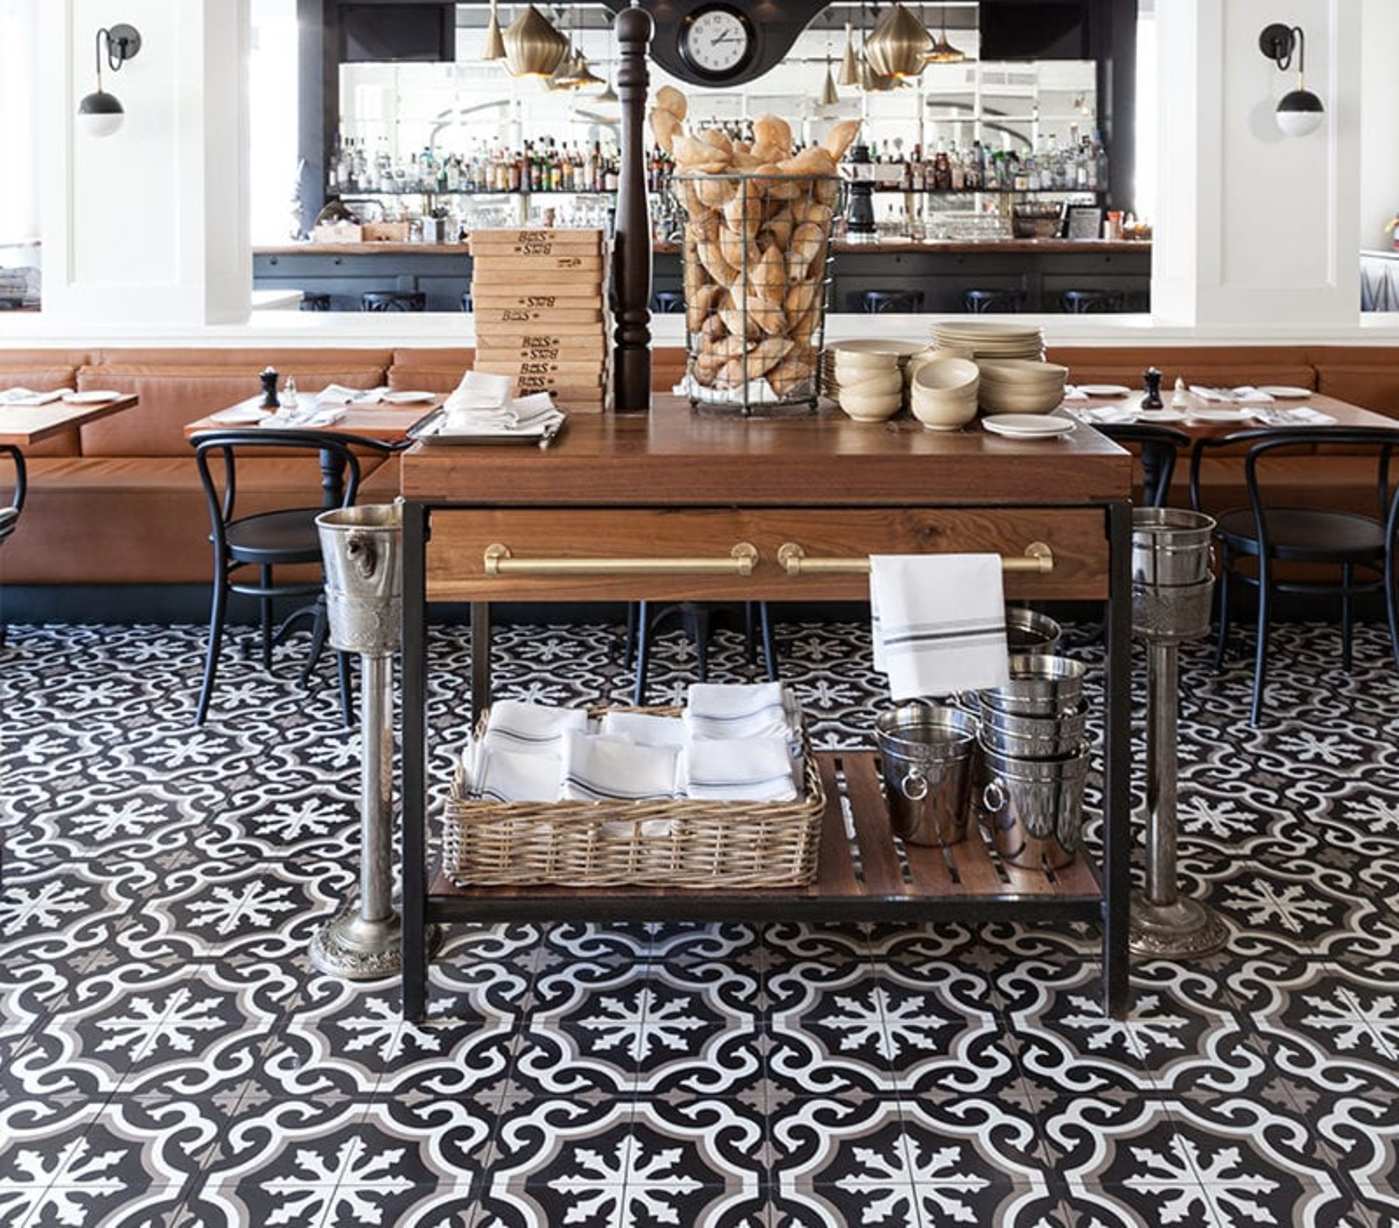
left=316, top=502, right=403, bottom=657
left=1005, top=607, right=1062, bottom=655
left=979, top=743, right=1088, bottom=869
left=1132, top=508, right=1216, bottom=586
left=875, top=703, right=979, bottom=847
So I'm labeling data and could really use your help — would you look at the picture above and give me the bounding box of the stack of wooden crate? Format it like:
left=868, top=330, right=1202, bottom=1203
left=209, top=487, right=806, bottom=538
left=468, top=228, right=610, bottom=411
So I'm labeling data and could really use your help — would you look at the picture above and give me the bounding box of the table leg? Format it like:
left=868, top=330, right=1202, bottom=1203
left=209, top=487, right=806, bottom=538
left=1102, top=501, right=1132, bottom=1018
left=402, top=501, right=429, bottom=1021
left=319, top=447, right=345, bottom=509
left=471, top=602, right=491, bottom=717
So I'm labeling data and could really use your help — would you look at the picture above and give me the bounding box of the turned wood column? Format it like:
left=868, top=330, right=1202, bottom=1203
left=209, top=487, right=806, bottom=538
left=612, top=4, right=653, bottom=414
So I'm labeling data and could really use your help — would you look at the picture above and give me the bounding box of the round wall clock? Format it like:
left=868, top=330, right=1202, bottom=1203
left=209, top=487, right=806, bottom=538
left=677, top=4, right=757, bottom=82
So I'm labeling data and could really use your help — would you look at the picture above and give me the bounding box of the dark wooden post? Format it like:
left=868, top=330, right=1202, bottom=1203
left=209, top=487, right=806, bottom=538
left=612, top=5, right=653, bottom=414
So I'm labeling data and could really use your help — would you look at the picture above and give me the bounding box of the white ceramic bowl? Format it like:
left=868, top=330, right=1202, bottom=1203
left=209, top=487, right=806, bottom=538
left=839, top=389, right=903, bottom=422
left=911, top=392, right=978, bottom=432
left=978, top=385, right=1065, bottom=414
left=911, top=357, right=980, bottom=394
left=977, top=359, right=1070, bottom=383
left=837, top=368, right=904, bottom=397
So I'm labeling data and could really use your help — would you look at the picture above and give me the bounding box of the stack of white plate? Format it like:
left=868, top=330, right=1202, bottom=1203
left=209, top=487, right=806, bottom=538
left=827, top=340, right=930, bottom=421
left=909, top=359, right=980, bottom=432
left=932, top=321, right=1045, bottom=362
left=977, top=359, right=1070, bottom=414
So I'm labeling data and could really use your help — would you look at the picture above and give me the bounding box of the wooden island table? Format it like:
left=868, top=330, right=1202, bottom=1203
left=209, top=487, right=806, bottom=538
left=397, top=396, right=1136, bottom=1020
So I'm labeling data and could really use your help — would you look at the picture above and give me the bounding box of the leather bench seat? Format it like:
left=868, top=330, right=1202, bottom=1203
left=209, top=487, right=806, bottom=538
left=0, top=455, right=382, bottom=584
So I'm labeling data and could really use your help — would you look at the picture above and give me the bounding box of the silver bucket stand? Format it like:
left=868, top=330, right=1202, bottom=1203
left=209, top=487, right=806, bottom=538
left=1127, top=524, right=1227, bottom=960
left=310, top=501, right=440, bottom=979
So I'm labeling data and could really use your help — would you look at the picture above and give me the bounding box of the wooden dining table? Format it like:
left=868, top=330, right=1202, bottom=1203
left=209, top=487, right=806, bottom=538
left=183, top=397, right=446, bottom=506
left=1070, top=389, right=1398, bottom=435
left=0, top=393, right=140, bottom=448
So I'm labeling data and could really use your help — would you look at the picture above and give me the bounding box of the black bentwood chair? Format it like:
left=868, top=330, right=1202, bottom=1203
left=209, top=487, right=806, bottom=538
left=1095, top=423, right=1191, bottom=508
left=0, top=444, right=27, bottom=648
left=191, top=430, right=390, bottom=726
left=1189, top=427, right=1399, bottom=724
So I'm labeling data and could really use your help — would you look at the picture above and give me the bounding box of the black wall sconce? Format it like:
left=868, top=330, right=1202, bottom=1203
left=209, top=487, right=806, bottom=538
left=1259, top=22, right=1324, bottom=137
left=78, top=24, right=142, bottom=138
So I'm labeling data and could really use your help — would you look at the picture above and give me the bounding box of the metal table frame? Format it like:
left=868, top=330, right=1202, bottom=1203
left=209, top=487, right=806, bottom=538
left=399, top=498, right=1132, bottom=1021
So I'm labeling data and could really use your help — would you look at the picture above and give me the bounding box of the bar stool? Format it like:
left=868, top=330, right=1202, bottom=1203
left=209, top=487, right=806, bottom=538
left=860, top=289, right=926, bottom=314
left=625, top=601, right=778, bottom=705
left=300, top=293, right=332, bottom=312
left=963, top=288, right=1025, bottom=314
left=1062, top=289, right=1124, bottom=314
left=650, top=291, right=685, bottom=313
left=361, top=291, right=427, bottom=313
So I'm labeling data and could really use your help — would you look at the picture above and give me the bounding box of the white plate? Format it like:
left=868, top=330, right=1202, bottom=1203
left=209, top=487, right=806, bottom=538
left=210, top=406, right=270, bottom=424
left=1257, top=385, right=1311, bottom=399
left=982, top=414, right=1077, bottom=439
left=1136, top=408, right=1188, bottom=423
left=1184, top=406, right=1256, bottom=423
left=63, top=390, right=121, bottom=404
left=1077, top=384, right=1132, bottom=397
left=384, top=390, right=436, bottom=404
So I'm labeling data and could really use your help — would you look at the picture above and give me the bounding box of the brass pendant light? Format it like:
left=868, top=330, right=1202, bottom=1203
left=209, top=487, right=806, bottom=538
left=503, top=4, right=569, bottom=79
left=924, top=3, right=967, bottom=64
left=866, top=2, right=932, bottom=80
left=482, top=0, right=506, bottom=61
left=820, top=58, right=839, bottom=107
left=858, top=49, right=895, bottom=93
left=838, top=21, right=859, bottom=86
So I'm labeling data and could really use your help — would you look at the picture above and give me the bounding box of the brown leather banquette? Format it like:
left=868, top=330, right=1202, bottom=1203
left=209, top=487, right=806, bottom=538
left=0, top=344, right=1394, bottom=587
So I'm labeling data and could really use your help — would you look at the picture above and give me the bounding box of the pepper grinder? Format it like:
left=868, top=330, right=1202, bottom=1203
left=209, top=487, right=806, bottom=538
left=1141, top=366, right=1164, bottom=410
left=260, top=366, right=280, bottom=409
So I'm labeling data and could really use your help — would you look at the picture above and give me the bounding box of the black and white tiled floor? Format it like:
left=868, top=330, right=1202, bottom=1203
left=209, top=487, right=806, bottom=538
left=2, top=617, right=1399, bottom=1227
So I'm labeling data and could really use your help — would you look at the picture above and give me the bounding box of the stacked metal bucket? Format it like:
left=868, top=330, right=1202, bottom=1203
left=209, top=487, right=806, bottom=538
left=874, top=608, right=1092, bottom=870
left=1130, top=509, right=1216, bottom=640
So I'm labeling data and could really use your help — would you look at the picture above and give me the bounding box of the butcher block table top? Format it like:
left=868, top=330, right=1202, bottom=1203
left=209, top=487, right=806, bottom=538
left=399, top=394, right=1133, bottom=506
left=0, top=394, right=139, bottom=448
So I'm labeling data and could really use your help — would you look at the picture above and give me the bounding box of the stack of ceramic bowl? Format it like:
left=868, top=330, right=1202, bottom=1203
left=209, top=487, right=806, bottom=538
left=828, top=340, right=930, bottom=422
left=933, top=321, right=1045, bottom=362
left=909, top=358, right=979, bottom=432
left=977, top=359, right=1070, bottom=414
left=973, top=655, right=1090, bottom=870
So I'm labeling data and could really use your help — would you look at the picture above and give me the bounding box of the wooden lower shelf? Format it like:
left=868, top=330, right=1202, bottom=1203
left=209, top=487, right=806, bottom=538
left=426, top=752, right=1102, bottom=924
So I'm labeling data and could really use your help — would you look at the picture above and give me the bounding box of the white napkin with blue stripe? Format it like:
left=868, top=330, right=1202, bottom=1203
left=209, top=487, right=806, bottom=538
left=870, top=554, right=1010, bottom=700
left=560, top=731, right=680, bottom=803
left=482, top=700, right=589, bottom=755
left=681, top=736, right=798, bottom=802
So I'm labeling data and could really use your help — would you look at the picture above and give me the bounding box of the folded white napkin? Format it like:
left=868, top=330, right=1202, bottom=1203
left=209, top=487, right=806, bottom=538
left=445, top=392, right=565, bottom=435
left=0, top=387, right=71, bottom=406
left=259, top=406, right=345, bottom=428
left=870, top=554, right=1010, bottom=700
left=599, top=710, right=689, bottom=748
left=1229, top=386, right=1275, bottom=404
left=483, top=700, right=589, bottom=755
left=1062, top=386, right=1089, bottom=402
left=1255, top=406, right=1337, bottom=426
left=447, top=370, right=514, bottom=412
left=1083, top=406, right=1141, bottom=425
left=465, top=743, right=562, bottom=803
left=681, top=735, right=799, bottom=802
left=684, top=682, right=797, bottom=741
left=316, top=384, right=388, bottom=405
left=560, top=731, right=680, bottom=802
left=1188, top=385, right=1228, bottom=403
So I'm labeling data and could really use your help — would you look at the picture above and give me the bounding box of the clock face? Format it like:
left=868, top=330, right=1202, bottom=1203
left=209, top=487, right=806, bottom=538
left=680, top=6, right=755, bottom=80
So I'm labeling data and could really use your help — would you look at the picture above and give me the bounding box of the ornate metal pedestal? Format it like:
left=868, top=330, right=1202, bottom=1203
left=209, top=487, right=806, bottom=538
left=1128, top=641, right=1228, bottom=958
left=312, top=503, right=440, bottom=979
left=1128, top=511, right=1228, bottom=960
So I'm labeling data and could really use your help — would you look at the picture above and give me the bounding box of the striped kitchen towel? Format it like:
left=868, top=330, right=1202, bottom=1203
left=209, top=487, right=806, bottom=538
left=870, top=554, right=1010, bottom=700
left=482, top=700, right=589, bottom=755
left=680, top=735, right=799, bottom=802
left=684, top=681, right=800, bottom=741
left=465, top=743, right=562, bottom=803
left=559, top=731, right=681, bottom=804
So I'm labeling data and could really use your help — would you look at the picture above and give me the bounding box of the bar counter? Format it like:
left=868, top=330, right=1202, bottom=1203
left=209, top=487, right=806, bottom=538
left=254, top=237, right=1152, bottom=314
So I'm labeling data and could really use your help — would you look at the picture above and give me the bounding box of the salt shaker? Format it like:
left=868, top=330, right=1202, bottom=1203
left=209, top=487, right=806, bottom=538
left=280, top=375, right=299, bottom=410
left=260, top=366, right=280, bottom=409
left=1171, top=376, right=1189, bottom=409
left=1141, top=367, right=1164, bottom=410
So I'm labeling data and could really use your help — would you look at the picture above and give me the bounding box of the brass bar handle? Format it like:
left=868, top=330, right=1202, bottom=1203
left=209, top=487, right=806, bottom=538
left=484, top=542, right=760, bottom=577
left=777, top=541, right=1054, bottom=576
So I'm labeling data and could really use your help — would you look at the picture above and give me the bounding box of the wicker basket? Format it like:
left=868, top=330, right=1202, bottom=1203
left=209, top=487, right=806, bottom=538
left=442, top=706, right=825, bottom=889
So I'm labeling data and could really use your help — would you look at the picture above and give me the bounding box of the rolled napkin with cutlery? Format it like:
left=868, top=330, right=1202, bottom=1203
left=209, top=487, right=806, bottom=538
left=560, top=731, right=681, bottom=804
left=681, top=735, right=799, bottom=802
left=871, top=553, right=1010, bottom=700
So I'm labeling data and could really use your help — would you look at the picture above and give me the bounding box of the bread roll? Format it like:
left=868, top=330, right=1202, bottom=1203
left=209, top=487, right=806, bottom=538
left=655, top=85, right=687, bottom=121
left=718, top=291, right=762, bottom=340
left=674, top=135, right=729, bottom=173
left=696, top=175, right=738, bottom=207
left=719, top=227, right=758, bottom=273
left=745, top=291, right=787, bottom=336
left=649, top=108, right=681, bottom=155
left=686, top=281, right=725, bottom=332
left=700, top=311, right=727, bottom=342
left=701, top=128, right=733, bottom=156
left=784, top=279, right=820, bottom=317
left=763, top=207, right=795, bottom=251
left=697, top=238, right=737, bottom=287
left=790, top=302, right=820, bottom=343
left=686, top=210, right=721, bottom=244
left=792, top=200, right=834, bottom=228
left=821, top=119, right=862, bottom=161
left=723, top=183, right=762, bottom=239
left=768, top=350, right=817, bottom=397
left=786, top=222, right=826, bottom=282
left=752, top=114, right=793, bottom=156
left=752, top=244, right=787, bottom=305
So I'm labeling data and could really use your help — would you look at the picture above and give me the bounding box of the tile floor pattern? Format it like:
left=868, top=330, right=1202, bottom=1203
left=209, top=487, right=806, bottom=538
left=1, top=617, right=1398, bottom=1227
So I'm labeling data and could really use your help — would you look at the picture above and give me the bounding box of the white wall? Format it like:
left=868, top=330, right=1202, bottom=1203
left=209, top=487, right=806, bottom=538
left=0, top=0, right=40, bottom=252
left=1360, top=0, right=1399, bottom=251
left=39, top=0, right=251, bottom=326
left=1152, top=0, right=1360, bottom=328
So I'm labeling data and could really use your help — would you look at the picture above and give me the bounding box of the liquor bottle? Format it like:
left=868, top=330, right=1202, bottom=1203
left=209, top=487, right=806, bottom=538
left=949, top=144, right=965, bottom=192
